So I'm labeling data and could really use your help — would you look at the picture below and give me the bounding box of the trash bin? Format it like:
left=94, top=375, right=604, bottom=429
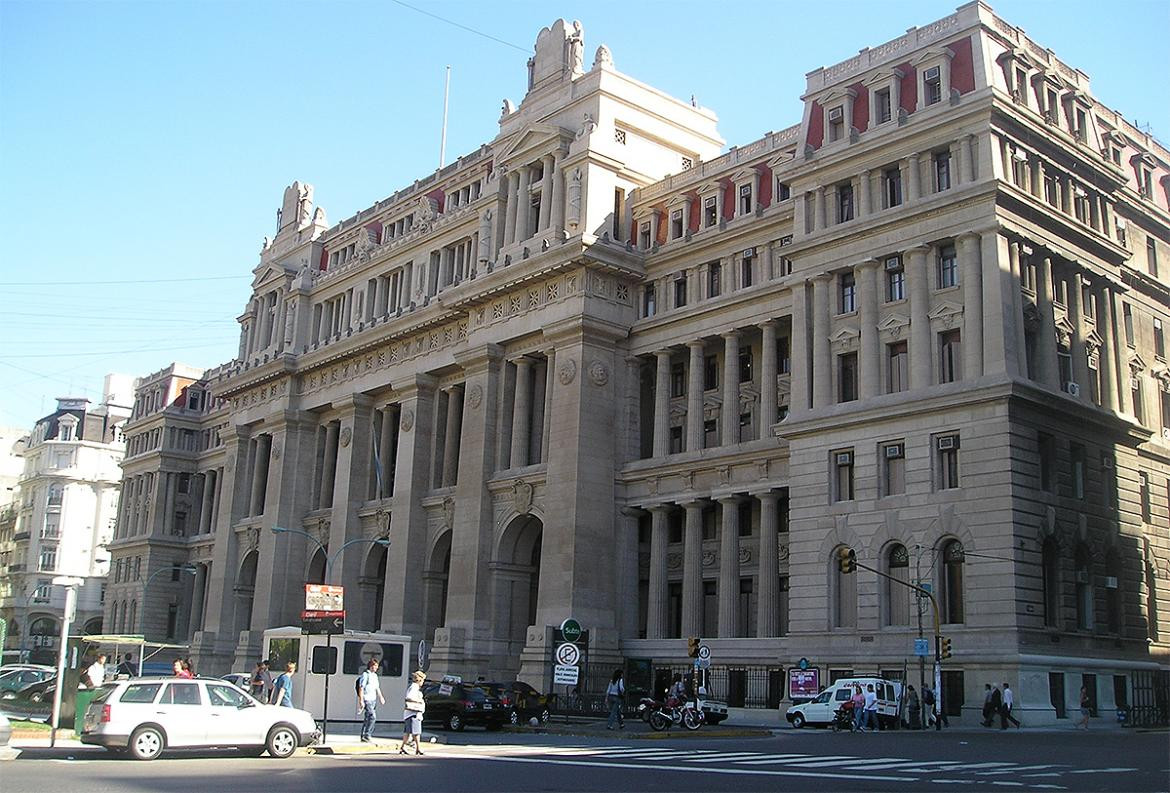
left=74, top=689, right=97, bottom=733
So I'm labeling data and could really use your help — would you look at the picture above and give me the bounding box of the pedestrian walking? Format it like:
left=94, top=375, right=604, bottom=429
left=986, top=684, right=1002, bottom=728
left=605, top=668, right=626, bottom=730
left=357, top=658, right=386, bottom=742
left=85, top=654, right=107, bottom=688
left=1000, top=682, right=1021, bottom=728
left=862, top=683, right=879, bottom=732
left=1076, top=686, right=1091, bottom=729
left=848, top=684, right=864, bottom=731
left=272, top=661, right=296, bottom=707
left=250, top=660, right=268, bottom=701
left=400, top=670, right=427, bottom=754
left=981, top=683, right=994, bottom=727
left=906, top=685, right=921, bottom=730
left=173, top=658, right=194, bottom=679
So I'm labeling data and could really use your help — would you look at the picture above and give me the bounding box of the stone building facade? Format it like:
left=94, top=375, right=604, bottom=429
left=106, top=4, right=1168, bottom=723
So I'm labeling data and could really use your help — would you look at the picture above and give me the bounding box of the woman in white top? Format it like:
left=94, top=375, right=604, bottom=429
left=605, top=668, right=625, bottom=730
left=400, top=670, right=427, bottom=755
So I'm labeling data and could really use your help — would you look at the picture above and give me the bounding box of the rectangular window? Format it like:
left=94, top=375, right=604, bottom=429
left=939, top=330, right=962, bottom=383
left=924, top=65, right=942, bottom=105
left=833, top=450, right=855, bottom=502
left=882, top=442, right=906, bottom=496
left=670, top=209, right=684, bottom=240
left=1038, top=433, right=1056, bottom=492
left=885, top=256, right=905, bottom=301
left=839, top=272, right=856, bottom=314
left=38, top=545, right=57, bottom=572
left=641, top=284, right=656, bottom=318
left=776, top=181, right=791, bottom=201
left=1155, top=319, right=1165, bottom=359
left=739, top=184, right=753, bottom=215
left=1132, top=376, right=1144, bottom=424
left=1044, top=174, right=1057, bottom=206
left=703, top=419, right=718, bottom=449
left=740, top=255, right=753, bottom=288
left=708, top=262, right=722, bottom=298
left=674, top=277, right=688, bottom=308
left=837, top=183, right=854, bottom=222
left=777, top=336, right=791, bottom=375
left=888, top=342, right=909, bottom=393
left=670, top=363, right=686, bottom=398
left=884, top=166, right=903, bottom=208
left=1070, top=443, right=1086, bottom=499
left=1123, top=303, right=1134, bottom=346
left=669, top=426, right=683, bottom=455
left=938, top=244, right=958, bottom=288
left=827, top=105, right=845, bottom=141
left=639, top=221, right=652, bottom=250
left=739, top=350, right=753, bottom=383
left=704, top=355, right=718, bottom=391
left=1139, top=472, right=1151, bottom=522
left=937, top=435, right=960, bottom=489
left=838, top=352, right=858, bottom=403
left=875, top=88, right=892, bottom=124
left=704, top=196, right=718, bottom=227
left=738, top=412, right=753, bottom=443
left=934, top=150, right=952, bottom=191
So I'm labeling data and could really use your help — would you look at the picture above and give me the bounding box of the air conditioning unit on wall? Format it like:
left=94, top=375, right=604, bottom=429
left=835, top=451, right=853, bottom=466
left=937, top=435, right=959, bottom=451
left=1064, top=382, right=1081, bottom=397
left=885, top=443, right=904, bottom=459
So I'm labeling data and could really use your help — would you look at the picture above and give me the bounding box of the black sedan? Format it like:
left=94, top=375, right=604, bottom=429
left=421, top=682, right=507, bottom=731
left=479, top=680, right=555, bottom=725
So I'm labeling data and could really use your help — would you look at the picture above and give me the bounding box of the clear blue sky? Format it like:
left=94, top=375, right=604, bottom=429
left=1, top=0, right=1166, bottom=430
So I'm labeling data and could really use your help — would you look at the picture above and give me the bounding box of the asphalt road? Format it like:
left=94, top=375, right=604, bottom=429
left=4, top=728, right=1168, bottom=792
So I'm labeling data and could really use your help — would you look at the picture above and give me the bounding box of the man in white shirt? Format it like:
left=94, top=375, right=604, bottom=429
left=357, top=658, right=386, bottom=742
left=861, top=683, right=879, bottom=732
left=1000, top=682, right=1021, bottom=728
left=86, top=654, right=107, bottom=689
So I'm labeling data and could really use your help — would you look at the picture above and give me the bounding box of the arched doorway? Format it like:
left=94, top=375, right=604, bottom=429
left=423, top=531, right=452, bottom=642
left=83, top=617, right=103, bottom=635
left=493, top=514, right=543, bottom=670
left=306, top=548, right=327, bottom=585
left=361, top=544, right=387, bottom=631
left=29, top=616, right=58, bottom=664
left=234, top=550, right=258, bottom=636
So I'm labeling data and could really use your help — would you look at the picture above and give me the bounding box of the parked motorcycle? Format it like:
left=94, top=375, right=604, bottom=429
left=638, top=695, right=704, bottom=731
left=831, top=703, right=856, bottom=733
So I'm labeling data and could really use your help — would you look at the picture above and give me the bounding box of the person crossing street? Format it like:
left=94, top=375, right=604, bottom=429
left=357, top=658, right=386, bottom=742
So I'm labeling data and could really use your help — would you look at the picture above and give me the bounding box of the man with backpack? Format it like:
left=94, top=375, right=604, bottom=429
left=356, top=658, right=386, bottom=742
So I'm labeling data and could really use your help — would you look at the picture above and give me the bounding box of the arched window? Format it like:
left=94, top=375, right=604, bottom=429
left=1105, top=550, right=1121, bottom=635
left=886, top=543, right=911, bottom=626
left=128, top=601, right=138, bottom=634
left=1041, top=537, right=1060, bottom=627
left=941, top=540, right=965, bottom=624
left=832, top=546, right=857, bottom=629
left=1075, top=544, right=1093, bottom=631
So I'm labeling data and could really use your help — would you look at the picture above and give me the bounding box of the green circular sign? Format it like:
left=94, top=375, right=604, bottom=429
left=561, top=618, right=582, bottom=643
left=798, top=657, right=809, bottom=670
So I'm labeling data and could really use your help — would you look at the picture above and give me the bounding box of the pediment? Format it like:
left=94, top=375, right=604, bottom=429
left=1084, top=329, right=1104, bottom=349
left=251, top=263, right=292, bottom=289
left=1128, top=352, right=1147, bottom=373
left=766, top=151, right=797, bottom=170
left=697, top=179, right=725, bottom=195
left=911, top=46, right=954, bottom=66
left=665, top=193, right=691, bottom=208
left=1131, top=152, right=1158, bottom=168
left=828, top=326, right=860, bottom=351
left=497, top=123, right=567, bottom=165
left=862, top=68, right=904, bottom=88
left=927, top=301, right=963, bottom=321
left=877, top=313, right=910, bottom=332
left=818, top=85, right=857, bottom=104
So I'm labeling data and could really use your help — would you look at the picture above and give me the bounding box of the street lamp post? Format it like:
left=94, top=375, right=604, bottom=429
left=48, top=575, right=83, bottom=748
left=138, top=564, right=197, bottom=675
left=270, top=526, right=389, bottom=743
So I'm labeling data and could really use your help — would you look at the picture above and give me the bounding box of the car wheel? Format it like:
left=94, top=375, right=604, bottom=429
left=446, top=713, right=464, bottom=732
left=539, top=708, right=551, bottom=724
left=129, top=726, right=165, bottom=761
left=792, top=713, right=806, bottom=729
left=29, top=692, right=44, bottom=704
left=509, top=709, right=519, bottom=726
left=266, top=725, right=299, bottom=759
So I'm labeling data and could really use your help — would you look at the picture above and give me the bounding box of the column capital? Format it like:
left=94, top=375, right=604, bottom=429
left=392, top=373, right=439, bottom=399
left=619, top=505, right=646, bottom=519
left=275, top=409, right=315, bottom=432
left=510, top=355, right=534, bottom=369
left=331, top=393, right=374, bottom=415
left=855, top=257, right=880, bottom=272
left=687, top=339, right=708, bottom=351
left=716, top=494, right=743, bottom=506
left=647, top=503, right=674, bottom=514
left=752, top=489, right=781, bottom=504
left=679, top=499, right=708, bottom=511
left=758, top=318, right=778, bottom=331
left=811, top=271, right=834, bottom=284
left=654, top=348, right=674, bottom=361
left=453, top=342, right=504, bottom=373
left=721, top=328, right=742, bottom=341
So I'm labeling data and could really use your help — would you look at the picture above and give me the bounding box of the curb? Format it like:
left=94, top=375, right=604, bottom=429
left=498, top=725, right=776, bottom=740
left=301, top=736, right=448, bottom=756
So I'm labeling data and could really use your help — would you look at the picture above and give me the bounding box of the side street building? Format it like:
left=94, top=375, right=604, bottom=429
left=105, top=3, right=1168, bottom=724
left=0, top=377, right=132, bottom=663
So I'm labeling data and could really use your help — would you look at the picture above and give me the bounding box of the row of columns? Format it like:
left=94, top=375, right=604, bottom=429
left=642, top=491, right=785, bottom=639
left=117, top=472, right=153, bottom=539
left=998, top=137, right=1117, bottom=242
left=244, top=287, right=287, bottom=359
left=502, top=152, right=564, bottom=248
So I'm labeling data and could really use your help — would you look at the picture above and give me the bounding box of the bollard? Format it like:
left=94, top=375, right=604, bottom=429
left=0, top=714, right=20, bottom=761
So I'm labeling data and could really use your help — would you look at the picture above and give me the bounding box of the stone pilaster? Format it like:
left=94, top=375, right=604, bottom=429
left=759, top=320, right=778, bottom=435
left=756, top=492, right=779, bottom=638
left=717, top=497, right=740, bottom=638
left=906, top=246, right=932, bottom=389
left=653, top=350, right=672, bottom=457
left=789, top=279, right=810, bottom=414
left=681, top=501, right=704, bottom=638
left=811, top=274, right=832, bottom=407
left=326, top=395, right=375, bottom=589
left=721, top=331, right=740, bottom=444
left=646, top=505, right=670, bottom=639
left=958, top=231, right=984, bottom=380
left=1035, top=255, right=1060, bottom=389
left=857, top=259, right=880, bottom=399
left=686, top=341, right=705, bottom=451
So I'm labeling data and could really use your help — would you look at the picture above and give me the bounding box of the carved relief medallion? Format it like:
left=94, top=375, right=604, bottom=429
left=400, top=408, right=415, bottom=432
left=587, top=360, right=609, bottom=387
left=339, top=426, right=352, bottom=447
left=513, top=480, right=534, bottom=515
left=467, top=383, right=484, bottom=410
left=558, top=358, right=577, bottom=385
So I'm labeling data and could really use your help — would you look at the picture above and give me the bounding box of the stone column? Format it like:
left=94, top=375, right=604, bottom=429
left=811, top=274, right=832, bottom=407
left=198, top=471, right=215, bottom=535
left=1110, top=290, right=1132, bottom=415
left=857, top=259, right=880, bottom=399
left=814, top=187, right=827, bottom=231
left=687, top=341, right=705, bottom=451
left=1035, top=256, right=1060, bottom=389
left=320, top=421, right=339, bottom=507
left=378, top=404, right=398, bottom=497
left=550, top=152, right=565, bottom=234
left=857, top=169, right=871, bottom=217
left=510, top=358, right=533, bottom=468
left=1069, top=271, right=1090, bottom=399
left=1096, top=283, right=1118, bottom=411
left=906, top=246, right=933, bottom=389
left=717, top=497, right=740, bottom=638
left=653, top=350, right=672, bottom=457
left=538, top=154, right=554, bottom=230
left=790, top=279, right=810, bottom=414
left=515, top=166, right=532, bottom=244
left=503, top=170, right=519, bottom=246
left=646, top=506, right=670, bottom=639
left=441, top=385, right=464, bottom=487
left=681, top=501, right=704, bottom=638
left=249, top=435, right=271, bottom=517
left=980, top=230, right=1015, bottom=377
left=541, top=349, right=556, bottom=464
left=958, top=231, right=984, bottom=380
left=759, top=321, right=778, bottom=436
left=756, top=492, right=779, bottom=638
left=906, top=153, right=921, bottom=202
left=617, top=507, right=642, bottom=641
left=721, top=330, right=740, bottom=445
left=161, top=472, right=176, bottom=535
left=188, top=562, right=207, bottom=639
left=1007, top=241, right=1028, bottom=377
left=325, top=396, right=374, bottom=588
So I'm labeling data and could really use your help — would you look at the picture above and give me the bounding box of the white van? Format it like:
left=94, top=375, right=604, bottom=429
left=261, top=627, right=411, bottom=724
left=785, top=677, right=903, bottom=729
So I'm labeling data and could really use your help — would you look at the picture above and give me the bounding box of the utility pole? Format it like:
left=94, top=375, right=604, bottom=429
left=915, top=544, right=925, bottom=720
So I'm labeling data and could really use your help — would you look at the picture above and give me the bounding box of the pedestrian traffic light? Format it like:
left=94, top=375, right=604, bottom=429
left=940, top=636, right=953, bottom=660
left=687, top=637, right=701, bottom=657
left=838, top=547, right=856, bottom=574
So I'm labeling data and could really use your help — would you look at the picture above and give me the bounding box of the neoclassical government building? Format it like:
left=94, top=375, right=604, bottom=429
left=105, top=3, right=1169, bottom=723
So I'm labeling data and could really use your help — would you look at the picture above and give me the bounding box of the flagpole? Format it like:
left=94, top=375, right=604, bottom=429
left=439, top=65, right=451, bottom=168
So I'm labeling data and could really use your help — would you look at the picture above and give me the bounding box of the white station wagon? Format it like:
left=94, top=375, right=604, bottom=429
left=81, top=677, right=320, bottom=760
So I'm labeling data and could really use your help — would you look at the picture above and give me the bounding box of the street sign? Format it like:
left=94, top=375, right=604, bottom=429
left=555, top=642, right=581, bottom=667
left=916, top=582, right=933, bottom=599
left=914, top=638, right=931, bottom=657
left=417, top=639, right=430, bottom=670
left=697, top=644, right=712, bottom=661
left=560, top=618, right=583, bottom=643
left=798, top=657, right=809, bottom=670
left=553, top=665, right=579, bottom=685
left=301, top=609, right=345, bottom=635
left=310, top=645, right=337, bottom=674
left=698, top=658, right=711, bottom=670
left=305, top=584, right=344, bottom=611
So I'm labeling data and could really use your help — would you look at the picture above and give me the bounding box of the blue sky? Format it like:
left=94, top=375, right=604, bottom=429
left=1, top=0, right=1166, bottom=430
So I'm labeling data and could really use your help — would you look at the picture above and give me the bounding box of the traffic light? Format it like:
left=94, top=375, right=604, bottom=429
left=838, top=547, right=856, bottom=574
left=940, top=636, right=953, bottom=660
left=687, top=637, right=701, bottom=658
